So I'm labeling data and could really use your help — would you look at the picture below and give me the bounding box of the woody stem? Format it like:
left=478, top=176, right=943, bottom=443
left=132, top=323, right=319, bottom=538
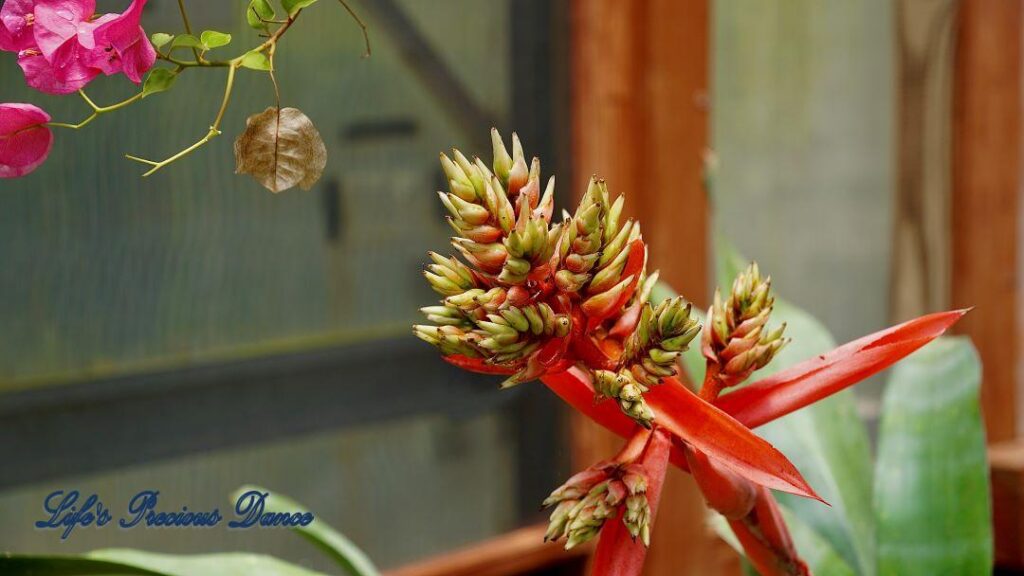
left=176, top=0, right=202, bottom=62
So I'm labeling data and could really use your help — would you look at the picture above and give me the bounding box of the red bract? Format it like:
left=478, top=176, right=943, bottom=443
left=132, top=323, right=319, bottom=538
left=0, top=102, right=53, bottom=178
left=591, top=428, right=671, bottom=576
left=715, top=309, right=968, bottom=428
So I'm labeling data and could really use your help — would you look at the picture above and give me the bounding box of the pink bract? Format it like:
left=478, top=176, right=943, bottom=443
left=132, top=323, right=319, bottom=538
left=0, top=103, right=53, bottom=179
left=0, top=0, right=156, bottom=94
left=31, top=0, right=95, bottom=60
left=86, top=0, right=155, bottom=83
left=0, top=0, right=35, bottom=52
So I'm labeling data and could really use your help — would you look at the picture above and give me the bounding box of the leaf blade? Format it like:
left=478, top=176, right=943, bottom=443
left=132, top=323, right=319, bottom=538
left=142, top=68, right=177, bottom=98
left=246, top=0, right=276, bottom=29
left=231, top=486, right=380, bottom=576
left=199, top=30, right=232, bottom=50
left=234, top=107, right=327, bottom=193
left=169, top=34, right=202, bottom=50
left=0, top=550, right=330, bottom=576
left=873, top=337, right=992, bottom=575
left=711, top=504, right=857, bottom=576
left=282, top=0, right=320, bottom=16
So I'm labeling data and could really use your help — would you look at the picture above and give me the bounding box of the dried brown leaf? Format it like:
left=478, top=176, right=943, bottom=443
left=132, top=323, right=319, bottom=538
left=234, top=106, right=327, bottom=193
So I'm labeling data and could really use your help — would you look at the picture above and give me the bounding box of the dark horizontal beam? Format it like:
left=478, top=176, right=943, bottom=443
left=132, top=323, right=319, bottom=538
left=0, top=337, right=526, bottom=490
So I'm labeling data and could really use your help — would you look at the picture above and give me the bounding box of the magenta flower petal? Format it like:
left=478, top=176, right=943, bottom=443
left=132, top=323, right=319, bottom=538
left=0, top=103, right=53, bottom=179
left=18, top=48, right=96, bottom=94
left=86, top=0, right=154, bottom=83
left=0, top=0, right=37, bottom=52
left=31, top=0, right=94, bottom=60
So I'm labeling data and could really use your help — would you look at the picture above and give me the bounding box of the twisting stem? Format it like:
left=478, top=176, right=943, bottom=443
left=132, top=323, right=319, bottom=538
left=48, top=90, right=146, bottom=131
left=268, top=43, right=281, bottom=108
left=157, top=54, right=232, bottom=68
left=78, top=90, right=100, bottom=111
left=126, top=64, right=237, bottom=177
left=123, top=9, right=306, bottom=177
left=336, top=0, right=371, bottom=57
left=176, top=0, right=202, bottom=62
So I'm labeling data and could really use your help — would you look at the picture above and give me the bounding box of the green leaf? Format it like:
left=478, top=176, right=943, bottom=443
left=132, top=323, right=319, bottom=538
left=710, top=237, right=877, bottom=576
left=142, top=68, right=177, bottom=98
left=240, top=51, right=272, bottom=71
left=246, top=0, right=277, bottom=29
left=752, top=300, right=876, bottom=576
left=150, top=33, right=174, bottom=50
left=710, top=505, right=857, bottom=576
left=874, top=337, right=992, bottom=575
left=200, top=30, right=232, bottom=50
left=0, top=550, right=330, bottom=576
left=282, top=0, right=320, bottom=17
left=170, top=34, right=203, bottom=50
left=232, top=486, right=380, bottom=576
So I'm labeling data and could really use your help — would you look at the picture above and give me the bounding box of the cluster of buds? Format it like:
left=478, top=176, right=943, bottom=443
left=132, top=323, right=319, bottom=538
left=416, top=130, right=576, bottom=387
left=543, top=460, right=651, bottom=549
left=438, top=130, right=559, bottom=286
left=416, top=129, right=690, bottom=418
left=557, top=178, right=643, bottom=320
left=594, top=297, right=701, bottom=426
left=702, top=262, right=788, bottom=391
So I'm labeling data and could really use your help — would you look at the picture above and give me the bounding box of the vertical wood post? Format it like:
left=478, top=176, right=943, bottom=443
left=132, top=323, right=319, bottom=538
left=952, top=0, right=1021, bottom=444
left=954, top=3, right=1024, bottom=568
left=570, top=1, right=735, bottom=574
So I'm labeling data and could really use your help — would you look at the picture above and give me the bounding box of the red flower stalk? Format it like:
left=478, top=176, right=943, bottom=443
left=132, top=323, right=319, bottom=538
left=415, top=130, right=965, bottom=575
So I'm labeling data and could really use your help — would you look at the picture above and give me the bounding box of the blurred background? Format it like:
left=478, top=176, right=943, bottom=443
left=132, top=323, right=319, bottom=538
left=0, top=0, right=1021, bottom=575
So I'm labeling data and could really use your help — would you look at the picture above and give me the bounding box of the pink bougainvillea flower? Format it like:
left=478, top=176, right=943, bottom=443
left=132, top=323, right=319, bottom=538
left=2, top=0, right=154, bottom=94
left=85, top=0, right=155, bottom=83
left=16, top=47, right=91, bottom=94
left=31, top=0, right=94, bottom=60
left=0, top=103, right=53, bottom=178
left=25, top=0, right=107, bottom=94
left=0, top=0, right=36, bottom=52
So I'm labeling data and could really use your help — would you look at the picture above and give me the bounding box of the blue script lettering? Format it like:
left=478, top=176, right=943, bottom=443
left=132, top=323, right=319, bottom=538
left=229, top=490, right=314, bottom=528
left=35, top=490, right=111, bottom=540
left=120, top=490, right=222, bottom=528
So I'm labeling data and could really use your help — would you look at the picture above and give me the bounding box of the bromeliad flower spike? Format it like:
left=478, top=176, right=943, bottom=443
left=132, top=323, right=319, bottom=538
left=414, top=129, right=967, bottom=576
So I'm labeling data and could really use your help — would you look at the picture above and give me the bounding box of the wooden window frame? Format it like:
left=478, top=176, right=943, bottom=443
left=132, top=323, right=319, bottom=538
left=953, top=0, right=1023, bottom=570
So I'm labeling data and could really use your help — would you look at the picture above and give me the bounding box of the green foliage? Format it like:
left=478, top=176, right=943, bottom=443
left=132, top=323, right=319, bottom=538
left=0, top=550, right=328, bottom=576
left=241, top=51, right=273, bottom=71
left=169, top=34, right=203, bottom=50
left=874, top=338, right=992, bottom=575
left=711, top=505, right=858, bottom=575
left=699, top=238, right=992, bottom=575
left=247, top=0, right=277, bottom=30
left=233, top=486, right=380, bottom=576
left=714, top=239, right=877, bottom=576
left=200, top=30, right=233, bottom=50
left=282, top=0, right=321, bottom=17
left=142, top=69, right=178, bottom=98
left=150, top=33, right=174, bottom=50
left=0, top=486, right=378, bottom=576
